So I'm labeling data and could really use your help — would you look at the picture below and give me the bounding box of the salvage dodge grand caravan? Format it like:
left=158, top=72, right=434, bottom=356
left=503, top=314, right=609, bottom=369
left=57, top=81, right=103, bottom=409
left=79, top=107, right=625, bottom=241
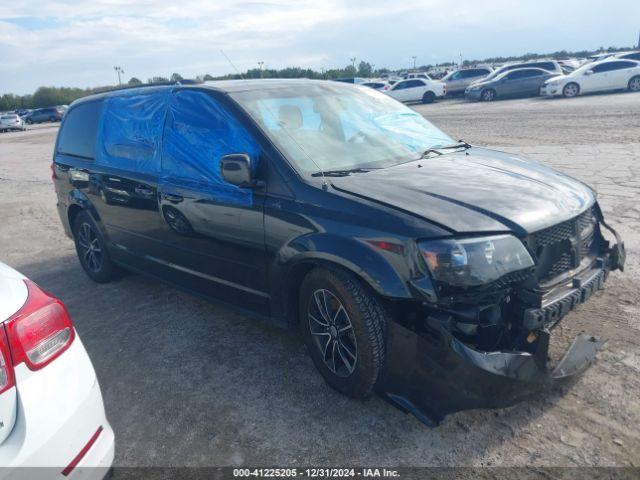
left=52, top=79, right=625, bottom=425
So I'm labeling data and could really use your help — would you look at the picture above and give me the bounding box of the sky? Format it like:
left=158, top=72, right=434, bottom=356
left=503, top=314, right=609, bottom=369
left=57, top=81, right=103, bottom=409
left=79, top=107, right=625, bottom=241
left=1, top=0, right=639, bottom=95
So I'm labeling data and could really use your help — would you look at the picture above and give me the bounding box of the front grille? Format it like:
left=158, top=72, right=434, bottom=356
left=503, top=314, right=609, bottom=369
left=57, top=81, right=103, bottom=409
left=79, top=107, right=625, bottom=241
left=530, top=207, right=598, bottom=282
left=535, top=221, right=575, bottom=247
left=547, top=252, right=573, bottom=278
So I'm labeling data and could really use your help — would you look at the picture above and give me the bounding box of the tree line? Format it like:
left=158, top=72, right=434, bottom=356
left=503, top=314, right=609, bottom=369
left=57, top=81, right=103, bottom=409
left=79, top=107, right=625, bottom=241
left=1, top=45, right=635, bottom=111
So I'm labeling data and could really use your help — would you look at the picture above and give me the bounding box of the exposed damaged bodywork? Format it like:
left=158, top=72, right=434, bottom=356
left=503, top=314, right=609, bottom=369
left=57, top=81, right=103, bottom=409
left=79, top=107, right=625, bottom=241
left=378, top=205, right=625, bottom=425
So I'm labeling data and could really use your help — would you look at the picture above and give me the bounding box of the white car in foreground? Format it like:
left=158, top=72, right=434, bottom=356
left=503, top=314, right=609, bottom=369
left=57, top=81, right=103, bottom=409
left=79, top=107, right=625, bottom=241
left=0, top=262, right=113, bottom=478
left=383, top=77, right=446, bottom=103
left=541, top=58, right=640, bottom=98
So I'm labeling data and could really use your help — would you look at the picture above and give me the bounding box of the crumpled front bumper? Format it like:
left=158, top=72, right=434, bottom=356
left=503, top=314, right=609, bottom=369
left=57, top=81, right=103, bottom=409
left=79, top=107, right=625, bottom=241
left=377, top=319, right=603, bottom=426
left=377, top=234, right=624, bottom=426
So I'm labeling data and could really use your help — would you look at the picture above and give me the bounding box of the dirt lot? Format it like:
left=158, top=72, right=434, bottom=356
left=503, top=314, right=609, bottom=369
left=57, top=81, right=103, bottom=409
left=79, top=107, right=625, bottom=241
left=1, top=93, right=639, bottom=468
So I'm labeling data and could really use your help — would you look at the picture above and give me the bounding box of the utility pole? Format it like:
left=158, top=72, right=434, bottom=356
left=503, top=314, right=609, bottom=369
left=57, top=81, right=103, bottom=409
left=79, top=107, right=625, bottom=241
left=412, top=56, right=417, bottom=70
left=350, top=57, right=356, bottom=71
left=257, top=61, right=264, bottom=78
left=113, top=66, right=124, bottom=86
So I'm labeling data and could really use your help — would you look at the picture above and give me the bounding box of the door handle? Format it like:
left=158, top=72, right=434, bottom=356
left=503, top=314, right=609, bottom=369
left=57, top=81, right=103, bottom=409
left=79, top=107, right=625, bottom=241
left=161, top=193, right=184, bottom=203
left=134, top=186, right=154, bottom=198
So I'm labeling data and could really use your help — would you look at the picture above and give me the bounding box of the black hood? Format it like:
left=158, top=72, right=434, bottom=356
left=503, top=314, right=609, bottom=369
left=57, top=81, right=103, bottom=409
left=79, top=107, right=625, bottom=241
left=330, top=147, right=595, bottom=235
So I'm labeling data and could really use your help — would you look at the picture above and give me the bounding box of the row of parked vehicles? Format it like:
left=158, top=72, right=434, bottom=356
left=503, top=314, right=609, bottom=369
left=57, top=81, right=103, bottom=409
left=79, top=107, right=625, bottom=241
left=0, top=106, right=66, bottom=133
left=354, top=50, right=640, bottom=103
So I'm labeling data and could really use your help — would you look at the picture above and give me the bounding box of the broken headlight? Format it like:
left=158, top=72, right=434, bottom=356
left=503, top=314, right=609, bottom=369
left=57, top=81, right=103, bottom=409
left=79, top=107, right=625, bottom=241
left=418, top=234, right=534, bottom=287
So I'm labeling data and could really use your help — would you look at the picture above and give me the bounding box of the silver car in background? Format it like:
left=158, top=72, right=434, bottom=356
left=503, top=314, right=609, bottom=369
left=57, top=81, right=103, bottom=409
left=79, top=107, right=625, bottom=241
left=0, top=114, right=26, bottom=132
left=441, top=67, right=493, bottom=95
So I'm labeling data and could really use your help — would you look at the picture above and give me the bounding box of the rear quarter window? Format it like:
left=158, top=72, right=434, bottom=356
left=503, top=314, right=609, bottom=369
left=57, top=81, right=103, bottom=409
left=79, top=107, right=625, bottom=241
left=96, top=90, right=169, bottom=172
left=57, top=101, right=103, bottom=159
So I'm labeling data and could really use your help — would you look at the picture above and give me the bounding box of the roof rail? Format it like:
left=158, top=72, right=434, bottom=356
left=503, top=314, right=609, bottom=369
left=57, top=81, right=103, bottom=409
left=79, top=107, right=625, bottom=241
left=92, top=79, right=202, bottom=94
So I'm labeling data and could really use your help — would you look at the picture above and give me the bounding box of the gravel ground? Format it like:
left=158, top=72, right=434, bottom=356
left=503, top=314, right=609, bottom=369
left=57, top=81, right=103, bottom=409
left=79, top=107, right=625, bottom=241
left=0, top=92, right=639, bottom=468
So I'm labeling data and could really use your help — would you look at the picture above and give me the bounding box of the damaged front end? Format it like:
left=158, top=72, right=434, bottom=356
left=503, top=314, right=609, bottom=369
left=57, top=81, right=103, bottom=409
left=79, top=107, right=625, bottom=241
left=377, top=204, right=625, bottom=426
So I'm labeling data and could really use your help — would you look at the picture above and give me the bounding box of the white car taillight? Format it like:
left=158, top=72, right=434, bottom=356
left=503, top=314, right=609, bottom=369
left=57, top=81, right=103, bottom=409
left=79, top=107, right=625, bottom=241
left=0, top=329, right=15, bottom=394
left=5, top=280, right=75, bottom=370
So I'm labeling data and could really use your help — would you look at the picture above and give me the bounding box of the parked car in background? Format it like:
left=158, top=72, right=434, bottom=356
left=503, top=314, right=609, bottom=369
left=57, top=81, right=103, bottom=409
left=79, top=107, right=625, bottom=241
left=441, top=67, right=493, bottom=95
left=0, top=262, right=114, bottom=476
left=404, top=72, right=430, bottom=80
left=0, top=114, right=25, bottom=132
left=615, top=51, right=640, bottom=61
left=15, top=109, right=31, bottom=118
left=52, top=79, right=624, bottom=425
left=332, top=77, right=366, bottom=84
left=25, top=107, right=64, bottom=124
left=384, top=77, right=446, bottom=103
left=469, top=60, right=563, bottom=88
left=466, top=67, right=556, bottom=101
left=557, top=59, right=582, bottom=71
left=361, top=81, right=388, bottom=91
left=541, top=59, right=640, bottom=98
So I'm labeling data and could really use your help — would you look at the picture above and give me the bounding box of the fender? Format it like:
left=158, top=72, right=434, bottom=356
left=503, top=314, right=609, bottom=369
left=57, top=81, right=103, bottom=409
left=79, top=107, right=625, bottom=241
left=269, top=232, right=417, bottom=327
left=278, top=233, right=414, bottom=299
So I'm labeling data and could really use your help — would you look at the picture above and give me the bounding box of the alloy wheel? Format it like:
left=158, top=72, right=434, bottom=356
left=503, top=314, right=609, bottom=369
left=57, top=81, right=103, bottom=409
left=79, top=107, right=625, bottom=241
left=482, top=89, right=495, bottom=101
left=629, top=77, right=640, bottom=92
left=308, top=289, right=358, bottom=377
left=563, top=83, right=579, bottom=97
left=77, top=222, right=103, bottom=273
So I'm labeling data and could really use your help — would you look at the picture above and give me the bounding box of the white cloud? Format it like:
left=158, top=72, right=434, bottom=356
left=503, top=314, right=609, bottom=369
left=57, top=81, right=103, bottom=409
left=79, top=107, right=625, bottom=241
left=0, top=0, right=639, bottom=94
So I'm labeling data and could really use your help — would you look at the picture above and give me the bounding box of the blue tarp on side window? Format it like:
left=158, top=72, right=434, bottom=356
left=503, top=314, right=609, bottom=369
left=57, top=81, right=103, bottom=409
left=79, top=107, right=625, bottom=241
left=96, top=88, right=169, bottom=173
left=161, top=90, right=260, bottom=206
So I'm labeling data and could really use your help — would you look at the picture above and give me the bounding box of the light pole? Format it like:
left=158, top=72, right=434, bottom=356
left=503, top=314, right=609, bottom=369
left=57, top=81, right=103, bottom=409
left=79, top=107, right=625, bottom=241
left=258, top=61, right=264, bottom=78
left=350, top=57, right=356, bottom=72
left=412, top=56, right=417, bottom=70
left=113, top=66, right=124, bottom=86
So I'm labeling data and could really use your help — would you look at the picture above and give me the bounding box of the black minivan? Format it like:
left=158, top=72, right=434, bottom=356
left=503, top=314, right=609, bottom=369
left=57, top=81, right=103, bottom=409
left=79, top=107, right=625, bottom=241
left=53, top=79, right=625, bottom=425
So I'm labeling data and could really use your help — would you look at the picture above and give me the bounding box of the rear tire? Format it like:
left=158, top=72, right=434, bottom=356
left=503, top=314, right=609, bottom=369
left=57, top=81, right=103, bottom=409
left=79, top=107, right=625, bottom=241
left=481, top=89, right=496, bottom=101
left=300, top=267, right=386, bottom=399
left=73, top=210, right=119, bottom=283
left=562, top=82, right=580, bottom=98
left=628, top=76, right=640, bottom=92
left=421, top=91, right=436, bottom=104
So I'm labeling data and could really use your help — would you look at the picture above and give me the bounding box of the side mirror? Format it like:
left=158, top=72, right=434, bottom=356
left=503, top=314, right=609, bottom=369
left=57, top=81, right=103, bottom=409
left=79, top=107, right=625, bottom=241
left=220, top=153, right=253, bottom=187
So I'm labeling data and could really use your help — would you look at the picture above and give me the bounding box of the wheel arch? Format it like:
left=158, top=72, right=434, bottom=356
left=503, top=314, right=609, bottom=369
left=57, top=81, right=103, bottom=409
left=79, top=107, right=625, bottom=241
left=66, top=190, right=108, bottom=239
left=277, top=235, right=413, bottom=327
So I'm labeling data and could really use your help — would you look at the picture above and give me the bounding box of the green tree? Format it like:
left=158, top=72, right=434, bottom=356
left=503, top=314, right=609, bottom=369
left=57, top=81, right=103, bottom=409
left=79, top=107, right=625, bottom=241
left=128, top=77, right=143, bottom=86
left=357, top=61, right=373, bottom=77
left=170, top=73, right=183, bottom=83
left=148, top=76, right=169, bottom=84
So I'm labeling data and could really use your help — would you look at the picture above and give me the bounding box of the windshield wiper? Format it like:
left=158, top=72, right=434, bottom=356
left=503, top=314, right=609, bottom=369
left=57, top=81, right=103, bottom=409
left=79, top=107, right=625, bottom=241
left=311, top=167, right=380, bottom=177
left=421, top=140, right=472, bottom=159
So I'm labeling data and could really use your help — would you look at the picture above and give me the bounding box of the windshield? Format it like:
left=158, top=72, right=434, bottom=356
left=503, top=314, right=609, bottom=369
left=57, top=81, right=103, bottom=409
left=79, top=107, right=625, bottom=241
left=230, top=82, right=453, bottom=174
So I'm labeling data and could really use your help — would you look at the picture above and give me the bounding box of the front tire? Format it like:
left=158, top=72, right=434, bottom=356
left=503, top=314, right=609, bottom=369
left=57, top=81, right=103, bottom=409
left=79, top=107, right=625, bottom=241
left=73, top=210, right=118, bottom=283
left=563, top=82, right=580, bottom=98
left=300, top=268, right=386, bottom=399
left=481, top=88, right=496, bottom=101
left=628, top=76, right=640, bottom=92
left=421, top=91, right=436, bottom=104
